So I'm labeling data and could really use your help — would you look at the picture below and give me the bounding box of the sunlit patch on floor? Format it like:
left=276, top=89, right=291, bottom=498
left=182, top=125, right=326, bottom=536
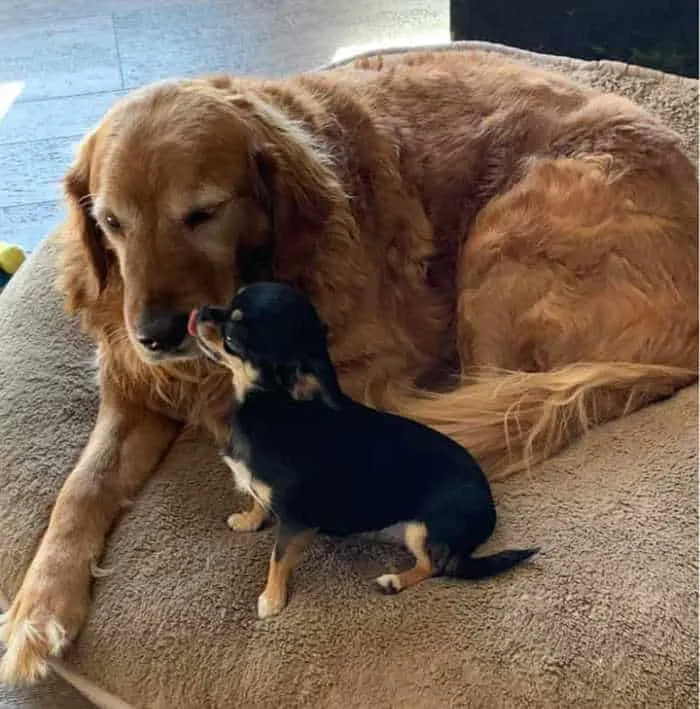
left=0, top=82, right=24, bottom=123
left=331, top=30, right=451, bottom=63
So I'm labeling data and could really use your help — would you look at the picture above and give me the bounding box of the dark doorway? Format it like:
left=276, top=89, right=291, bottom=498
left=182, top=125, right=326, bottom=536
left=451, top=0, right=698, bottom=78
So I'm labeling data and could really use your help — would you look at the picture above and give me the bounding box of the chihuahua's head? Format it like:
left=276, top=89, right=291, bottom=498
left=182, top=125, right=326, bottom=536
left=190, top=281, right=339, bottom=405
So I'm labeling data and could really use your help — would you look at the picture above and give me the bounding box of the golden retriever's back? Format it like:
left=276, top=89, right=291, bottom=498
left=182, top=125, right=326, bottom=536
left=59, top=51, right=697, bottom=462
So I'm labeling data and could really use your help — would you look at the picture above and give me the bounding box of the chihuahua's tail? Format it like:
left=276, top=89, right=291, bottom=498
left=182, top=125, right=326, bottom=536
left=444, top=547, right=539, bottom=581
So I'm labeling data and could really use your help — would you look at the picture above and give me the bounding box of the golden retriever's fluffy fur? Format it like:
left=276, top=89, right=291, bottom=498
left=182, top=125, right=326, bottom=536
left=1, top=51, right=697, bottom=684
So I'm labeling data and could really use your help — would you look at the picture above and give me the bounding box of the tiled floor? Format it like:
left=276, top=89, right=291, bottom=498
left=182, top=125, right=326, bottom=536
left=0, top=0, right=449, bottom=252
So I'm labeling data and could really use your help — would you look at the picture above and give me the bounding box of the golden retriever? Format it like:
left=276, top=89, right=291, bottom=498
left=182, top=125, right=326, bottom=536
left=1, top=50, right=697, bottom=683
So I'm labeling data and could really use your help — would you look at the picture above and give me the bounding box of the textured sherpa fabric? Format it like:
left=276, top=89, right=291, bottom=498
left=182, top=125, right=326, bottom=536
left=0, top=43, right=697, bottom=709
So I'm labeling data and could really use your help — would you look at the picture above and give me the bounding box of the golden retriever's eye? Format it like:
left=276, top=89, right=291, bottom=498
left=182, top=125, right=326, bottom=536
left=184, top=208, right=215, bottom=229
left=104, top=213, right=121, bottom=231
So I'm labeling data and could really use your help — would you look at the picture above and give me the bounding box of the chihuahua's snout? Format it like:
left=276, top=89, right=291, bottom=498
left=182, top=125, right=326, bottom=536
left=190, top=306, right=228, bottom=333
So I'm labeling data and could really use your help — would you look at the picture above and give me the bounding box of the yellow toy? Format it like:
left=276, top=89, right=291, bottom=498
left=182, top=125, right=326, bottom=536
left=0, top=242, right=25, bottom=275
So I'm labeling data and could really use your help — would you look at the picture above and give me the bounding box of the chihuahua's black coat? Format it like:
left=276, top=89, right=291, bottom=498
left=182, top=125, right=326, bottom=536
left=193, top=282, right=538, bottom=618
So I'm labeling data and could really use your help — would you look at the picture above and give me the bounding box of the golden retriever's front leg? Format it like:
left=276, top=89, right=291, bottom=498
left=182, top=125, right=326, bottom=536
left=0, top=398, right=179, bottom=685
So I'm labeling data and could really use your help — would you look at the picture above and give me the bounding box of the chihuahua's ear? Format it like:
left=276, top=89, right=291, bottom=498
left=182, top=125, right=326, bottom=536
left=273, top=364, right=318, bottom=400
left=274, top=362, right=337, bottom=408
left=290, top=370, right=324, bottom=402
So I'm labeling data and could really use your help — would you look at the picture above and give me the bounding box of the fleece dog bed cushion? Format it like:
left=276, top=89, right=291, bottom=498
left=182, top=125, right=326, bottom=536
left=0, top=42, right=697, bottom=708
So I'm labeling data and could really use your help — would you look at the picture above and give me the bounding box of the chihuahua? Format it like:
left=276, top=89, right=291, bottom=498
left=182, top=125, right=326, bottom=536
left=190, top=282, right=538, bottom=619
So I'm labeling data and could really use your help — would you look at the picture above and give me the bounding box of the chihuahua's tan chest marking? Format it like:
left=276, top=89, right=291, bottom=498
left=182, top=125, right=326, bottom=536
left=226, top=359, right=259, bottom=403
left=222, top=455, right=272, bottom=510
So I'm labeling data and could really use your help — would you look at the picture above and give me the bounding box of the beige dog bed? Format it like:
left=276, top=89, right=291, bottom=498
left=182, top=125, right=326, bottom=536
left=0, top=42, right=697, bottom=709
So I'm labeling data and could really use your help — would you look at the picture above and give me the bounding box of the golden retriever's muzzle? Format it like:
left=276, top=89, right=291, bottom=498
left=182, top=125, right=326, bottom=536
left=136, top=307, right=190, bottom=354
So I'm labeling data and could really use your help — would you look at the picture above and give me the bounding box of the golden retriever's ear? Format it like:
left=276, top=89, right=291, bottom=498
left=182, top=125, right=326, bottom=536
left=229, top=94, right=348, bottom=276
left=58, top=131, right=111, bottom=312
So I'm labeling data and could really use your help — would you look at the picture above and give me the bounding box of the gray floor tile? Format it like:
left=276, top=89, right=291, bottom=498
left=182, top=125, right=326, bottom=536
left=0, top=91, right=125, bottom=146
left=0, top=0, right=229, bottom=27
left=115, top=0, right=449, bottom=85
left=0, top=201, right=64, bottom=249
left=0, top=137, right=76, bottom=208
left=0, top=15, right=122, bottom=101
left=251, top=1, right=449, bottom=76
left=115, top=3, right=262, bottom=84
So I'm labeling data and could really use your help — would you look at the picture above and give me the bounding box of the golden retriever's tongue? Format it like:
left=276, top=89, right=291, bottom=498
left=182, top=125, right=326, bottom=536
left=187, top=309, right=199, bottom=337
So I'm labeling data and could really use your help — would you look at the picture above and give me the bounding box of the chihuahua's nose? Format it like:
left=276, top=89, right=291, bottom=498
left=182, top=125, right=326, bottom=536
left=197, top=306, right=217, bottom=322
left=136, top=308, right=189, bottom=352
left=195, top=306, right=229, bottom=327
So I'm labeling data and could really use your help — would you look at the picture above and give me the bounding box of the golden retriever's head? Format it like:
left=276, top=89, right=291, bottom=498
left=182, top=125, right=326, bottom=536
left=59, top=77, right=341, bottom=363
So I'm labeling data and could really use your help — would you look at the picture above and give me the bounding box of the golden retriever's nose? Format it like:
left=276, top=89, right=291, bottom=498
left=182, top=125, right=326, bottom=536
left=136, top=308, right=189, bottom=353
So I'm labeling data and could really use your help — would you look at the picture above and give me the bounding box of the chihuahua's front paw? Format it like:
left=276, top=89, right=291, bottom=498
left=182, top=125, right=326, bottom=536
left=374, top=573, right=403, bottom=594
left=227, top=511, right=264, bottom=532
left=257, top=591, right=286, bottom=619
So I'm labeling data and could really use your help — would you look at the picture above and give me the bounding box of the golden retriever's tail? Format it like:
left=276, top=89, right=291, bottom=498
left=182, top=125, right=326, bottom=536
left=386, top=361, right=696, bottom=478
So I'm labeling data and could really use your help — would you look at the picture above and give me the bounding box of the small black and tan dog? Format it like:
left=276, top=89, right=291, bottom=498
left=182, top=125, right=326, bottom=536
left=190, top=282, right=538, bottom=619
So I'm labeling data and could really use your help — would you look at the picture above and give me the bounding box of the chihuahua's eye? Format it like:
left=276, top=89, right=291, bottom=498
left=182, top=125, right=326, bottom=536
left=103, top=213, right=121, bottom=231
left=184, top=208, right=216, bottom=229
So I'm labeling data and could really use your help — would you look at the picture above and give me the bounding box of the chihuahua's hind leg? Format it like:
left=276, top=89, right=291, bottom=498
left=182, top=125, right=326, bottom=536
left=375, top=521, right=434, bottom=594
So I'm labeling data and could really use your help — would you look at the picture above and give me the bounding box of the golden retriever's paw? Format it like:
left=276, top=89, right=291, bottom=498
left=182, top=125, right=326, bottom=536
left=0, top=571, right=87, bottom=686
left=374, top=573, right=404, bottom=595
left=227, top=511, right=263, bottom=532
left=0, top=607, right=68, bottom=685
left=257, top=591, right=286, bottom=619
